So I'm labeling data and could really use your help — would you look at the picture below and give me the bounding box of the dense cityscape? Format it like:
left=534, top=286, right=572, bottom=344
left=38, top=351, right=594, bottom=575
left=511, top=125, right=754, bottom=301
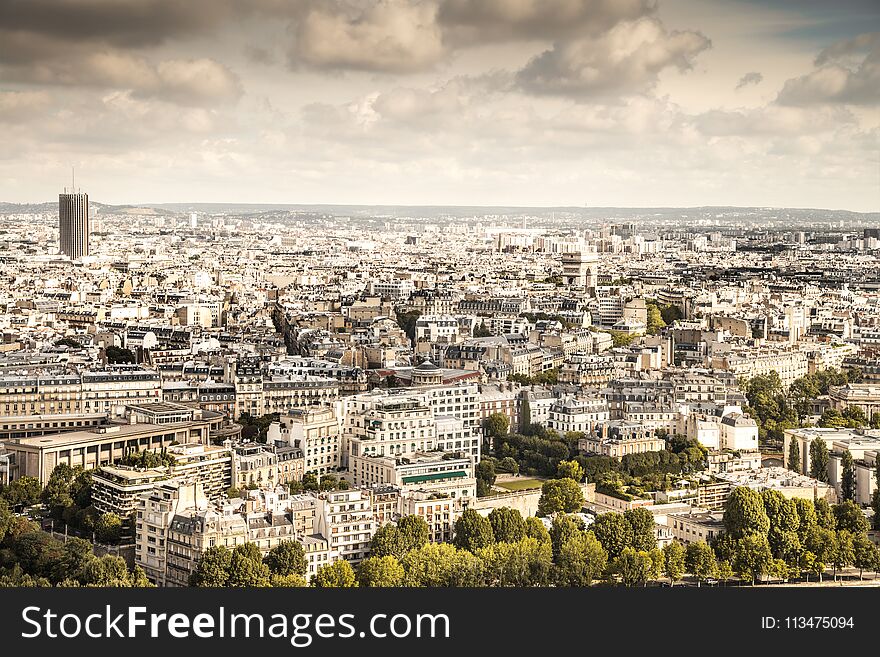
left=0, top=195, right=878, bottom=588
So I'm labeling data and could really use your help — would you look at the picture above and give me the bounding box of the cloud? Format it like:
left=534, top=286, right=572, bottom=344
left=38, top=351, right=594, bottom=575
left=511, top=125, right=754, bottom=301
left=515, top=17, right=711, bottom=98
left=436, top=0, right=656, bottom=43
left=1, top=50, right=242, bottom=106
left=0, top=90, right=51, bottom=123
left=289, top=1, right=446, bottom=73
left=736, top=71, right=763, bottom=90
left=777, top=32, right=880, bottom=106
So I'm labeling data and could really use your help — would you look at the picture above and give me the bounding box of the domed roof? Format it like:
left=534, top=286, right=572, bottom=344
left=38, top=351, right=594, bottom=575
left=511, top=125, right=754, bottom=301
left=414, top=359, right=440, bottom=371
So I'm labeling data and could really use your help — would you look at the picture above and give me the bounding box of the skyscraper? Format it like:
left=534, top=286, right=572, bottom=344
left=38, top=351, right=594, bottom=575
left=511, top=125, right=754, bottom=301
left=59, top=191, right=89, bottom=259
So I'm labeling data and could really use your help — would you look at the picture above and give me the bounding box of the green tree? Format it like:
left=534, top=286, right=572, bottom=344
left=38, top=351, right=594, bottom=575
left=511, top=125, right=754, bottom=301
left=394, top=310, right=421, bottom=344
left=809, top=438, right=830, bottom=482
left=645, top=302, right=666, bottom=335
left=613, top=548, right=652, bottom=587
left=524, top=516, right=551, bottom=545
left=499, top=456, right=519, bottom=475
left=723, top=487, right=770, bottom=539
left=476, top=459, right=497, bottom=497
left=476, top=537, right=553, bottom=587
left=733, top=534, right=773, bottom=585
left=554, top=531, right=607, bottom=587
left=357, top=556, right=405, bottom=587
left=270, top=573, right=308, bottom=587
left=190, top=546, right=233, bottom=587
left=851, top=532, right=876, bottom=580
left=41, top=463, right=77, bottom=520
left=400, top=543, right=484, bottom=587
left=624, top=507, right=656, bottom=552
left=227, top=544, right=271, bottom=587
left=686, top=541, right=718, bottom=586
left=830, top=530, right=854, bottom=581
left=787, top=439, right=801, bottom=472
left=488, top=507, right=526, bottom=543
left=312, top=560, right=358, bottom=588
left=538, top=478, right=584, bottom=516
left=453, top=509, right=495, bottom=552
left=841, top=450, right=856, bottom=502
left=483, top=413, right=510, bottom=442
left=370, top=524, right=405, bottom=559
left=663, top=541, right=686, bottom=586
left=872, top=488, right=880, bottom=531
left=105, top=345, right=136, bottom=364
left=716, top=559, right=734, bottom=586
left=591, top=512, right=633, bottom=560
left=549, top=514, right=584, bottom=560
left=263, top=540, right=307, bottom=578
left=1, top=476, right=41, bottom=507
left=556, top=459, right=585, bottom=482
left=397, top=515, right=430, bottom=553
left=804, top=526, right=835, bottom=582
left=95, top=513, right=122, bottom=544
left=814, top=498, right=835, bottom=530
left=833, top=500, right=869, bottom=534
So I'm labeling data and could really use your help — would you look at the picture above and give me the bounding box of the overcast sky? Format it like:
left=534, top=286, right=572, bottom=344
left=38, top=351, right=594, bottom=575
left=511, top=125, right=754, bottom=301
left=0, top=0, right=878, bottom=210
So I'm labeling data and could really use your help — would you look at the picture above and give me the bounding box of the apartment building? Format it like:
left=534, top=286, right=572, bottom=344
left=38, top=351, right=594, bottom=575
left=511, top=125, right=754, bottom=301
left=269, top=406, right=341, bottom=476
left=314, top=489, right=375, bottom=564
left=547, top=396, right=609, bottom=435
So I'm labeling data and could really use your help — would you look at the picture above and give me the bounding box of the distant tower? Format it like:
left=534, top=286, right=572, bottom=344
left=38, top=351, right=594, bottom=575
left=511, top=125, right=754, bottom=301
left=59, top=183, right=90, bottom=259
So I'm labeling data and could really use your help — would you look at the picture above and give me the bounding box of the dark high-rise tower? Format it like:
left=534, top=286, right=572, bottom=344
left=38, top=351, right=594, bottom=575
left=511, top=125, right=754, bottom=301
left=59, top=190, right=90, bottom=259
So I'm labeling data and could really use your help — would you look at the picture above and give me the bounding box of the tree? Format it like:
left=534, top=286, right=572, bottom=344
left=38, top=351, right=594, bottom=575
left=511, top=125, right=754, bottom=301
left=686, top=541, right=718, bottom=585
left=227, top=544, right=271, bottom=587
left=499, top=457, right=519, bottom=475
left=524, top=516, right=551, bottom=545
left=804, top=526, right=835, bottom=582
left=723, top=487, right=770, bottom=539
left=488, top=507, right=526, bottom=543
left=852, top=532, right=876, bottom=580
left=873, top=489, right=880, bottom=531
left=613, top=548, right=652, bottom=587
left=263, top=540, right=307, bottom=578
left=538, top=478, right=584, bottom=516
left=473, top=320, right=492, bottom=338
left=591, top=513, right=633, bottom=560
left=270, top=573, right=308, bottom=587
left=370, top=524, right=405, bottom=559
left=554, top=531, right=607, bottom=587
left=549, top=514, right=584, bottom=560
left=41, top=463, right=77, bottom=520
left=476, top=459, right=497, bottom=497
left=483, top=413, right=510, bottom=442
left=830, top=530, right=854, bottom=581
left=663, top=541, right=686, bottom=586
left=453, top=509, right=495, bottom=552
left=716, top=559, right=734, bottom=586
left=401, top=543, right=484, bottom=587
left=645, top=302, right=666, bottom=335
left=105, top=345, right=136, bottom=364
left=357, top=556, right=404, bottom=587
left=396, top=515, right=429, bottom=553
left=809, top=438, right=829, bottom=482
left=833, top=500, right=869, bottom=534
left=95, top=513, right=122, bottom=544
left=787, top=439, right=801, bottom=473
left=476, top=537, right=553, bottom=587
left=841, top=450, right=856, bottom=502
left=1, top=476, right=41, bottom=507
left=793, top=498, right=818, bottom=541
left=190, top=546, right=233, bottom=587
left=556, top=459, right=585, bottom=482
left=732, top=534, right=773, bottom=585
left=394, top=310, right=421, bottom=344
left=814, top=498, right=835, bottom=530
left=312, top=560, right=358, bottom=588
left=624, top=507, right=656, bottom=552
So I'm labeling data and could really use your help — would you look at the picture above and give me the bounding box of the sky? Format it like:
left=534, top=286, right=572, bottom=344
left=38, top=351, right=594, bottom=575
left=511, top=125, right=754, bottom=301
left=0, top=0, right=878, bottom=211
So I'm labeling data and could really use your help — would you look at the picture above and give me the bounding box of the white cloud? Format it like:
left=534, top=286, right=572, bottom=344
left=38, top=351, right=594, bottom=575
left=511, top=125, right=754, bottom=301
left=516, top=18, right=711, bottom=98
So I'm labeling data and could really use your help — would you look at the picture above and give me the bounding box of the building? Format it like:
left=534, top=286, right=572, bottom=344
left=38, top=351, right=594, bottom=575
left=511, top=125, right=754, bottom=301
left=667, top=510, right=725, bottom=545
left=269, top=406, right=340, bottom=477
left=547, top=396, right=609, bottom=435
left=714, top=466, right=837, bottom=503
left=2, top=408, right=213, bottom=485
left=91, top=442, right=232, bottom=517
left=579, top=421, right=665, bottom=457
left=59, top=191, right=90, bottom=259
left=314, top=489, right=375, bottom=564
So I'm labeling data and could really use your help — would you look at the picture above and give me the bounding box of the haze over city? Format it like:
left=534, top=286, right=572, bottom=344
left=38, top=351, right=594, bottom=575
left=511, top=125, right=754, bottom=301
left=0, top=0, right=878, bottom=210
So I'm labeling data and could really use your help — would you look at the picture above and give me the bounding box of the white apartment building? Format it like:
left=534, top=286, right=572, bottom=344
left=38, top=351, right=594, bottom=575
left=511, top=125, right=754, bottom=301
left=547, top=396, right=609, bottom=434
left=269, top=405, right=341, bottom=476
left=315, top=489, right=376, bottom=564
